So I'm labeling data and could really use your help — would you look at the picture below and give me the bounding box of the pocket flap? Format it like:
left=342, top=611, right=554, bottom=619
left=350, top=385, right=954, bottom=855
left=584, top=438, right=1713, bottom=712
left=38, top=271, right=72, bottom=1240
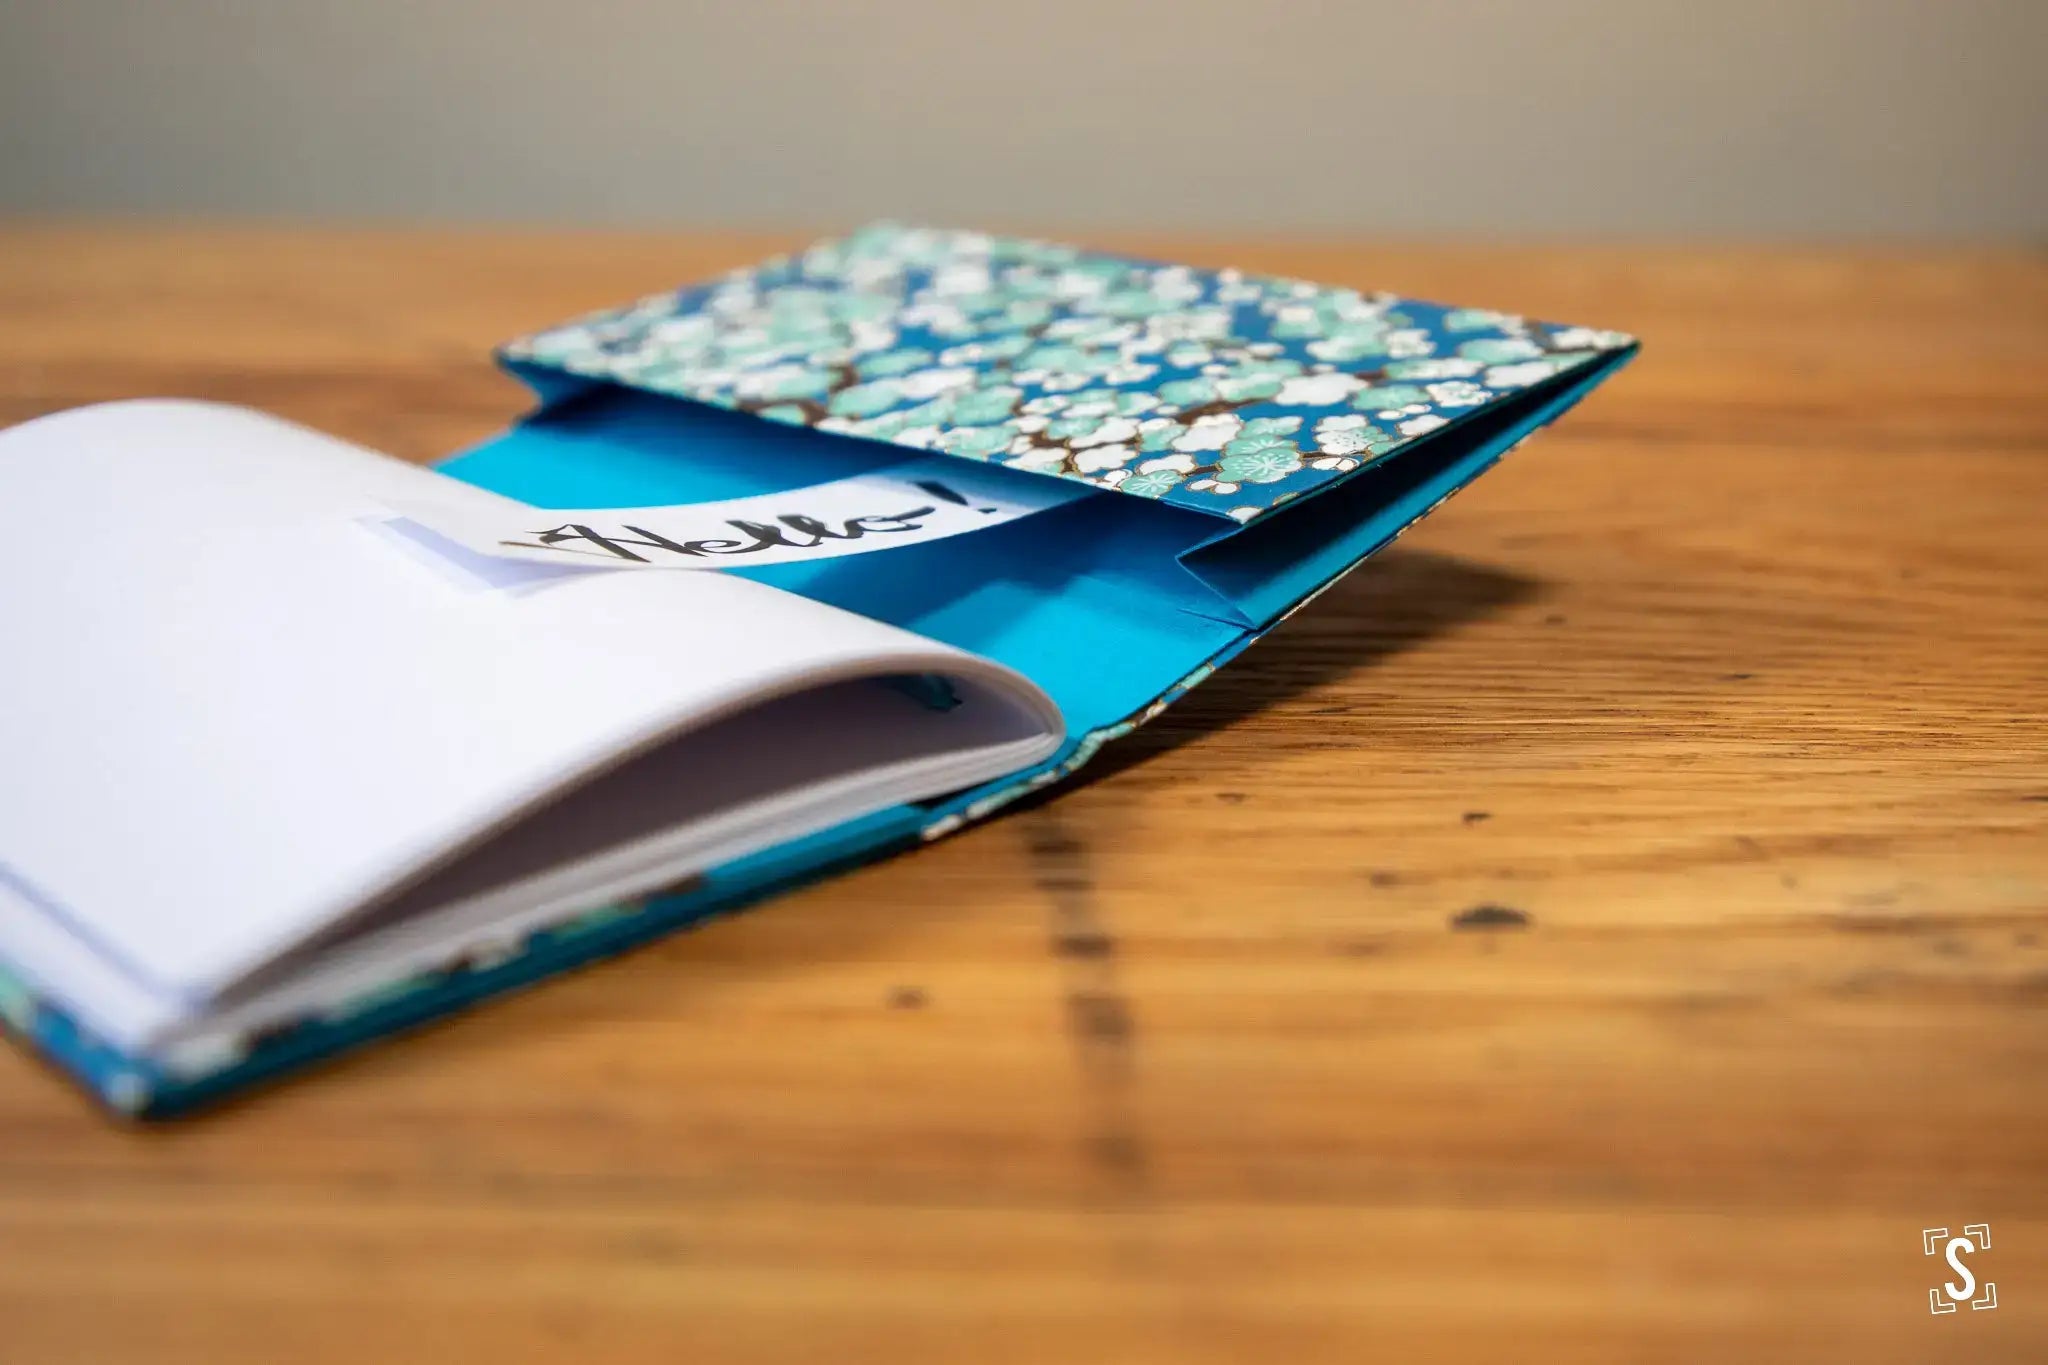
left=498, top=223, right=1635, bottom=530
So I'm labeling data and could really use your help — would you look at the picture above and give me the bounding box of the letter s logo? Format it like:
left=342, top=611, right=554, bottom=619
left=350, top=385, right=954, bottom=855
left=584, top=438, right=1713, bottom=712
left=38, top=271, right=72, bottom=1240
left=1943, top=1237, right=1977, bottom=1303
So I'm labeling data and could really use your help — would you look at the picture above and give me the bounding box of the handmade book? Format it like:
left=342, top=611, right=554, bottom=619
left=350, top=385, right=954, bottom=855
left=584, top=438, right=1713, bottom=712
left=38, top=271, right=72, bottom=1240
left=0, top=225, right=1636, bottom=1116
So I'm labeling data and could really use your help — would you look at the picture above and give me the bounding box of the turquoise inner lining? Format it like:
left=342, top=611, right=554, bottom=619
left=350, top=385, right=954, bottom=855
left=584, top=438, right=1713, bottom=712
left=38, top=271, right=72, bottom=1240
left=436, top=388, right=1245, bottom=746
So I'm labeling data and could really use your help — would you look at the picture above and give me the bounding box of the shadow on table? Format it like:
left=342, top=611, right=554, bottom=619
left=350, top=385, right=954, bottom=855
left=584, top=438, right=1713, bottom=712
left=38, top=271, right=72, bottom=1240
left=1028, top=544, right=1546, bottom=795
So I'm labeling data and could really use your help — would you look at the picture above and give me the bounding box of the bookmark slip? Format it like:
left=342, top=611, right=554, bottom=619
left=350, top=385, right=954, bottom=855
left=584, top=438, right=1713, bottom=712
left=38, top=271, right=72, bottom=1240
left=390, top=459, right=1089, bottom=571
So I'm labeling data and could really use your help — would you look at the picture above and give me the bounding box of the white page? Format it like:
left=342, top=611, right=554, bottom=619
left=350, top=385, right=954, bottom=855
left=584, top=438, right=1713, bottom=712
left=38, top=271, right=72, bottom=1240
left=2, top=671, right=1058, bottom=1054
left=48, top=673, right=1045, bottom=1054
left=0, top=401, right=1060, bottom=1014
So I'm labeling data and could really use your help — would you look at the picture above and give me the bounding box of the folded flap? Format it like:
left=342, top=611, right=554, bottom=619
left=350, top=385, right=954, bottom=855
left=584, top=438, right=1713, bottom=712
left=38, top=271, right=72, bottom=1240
left=500, top=223, right=1636, bottom=530
left=1176, top=347, right=1638, bottom=628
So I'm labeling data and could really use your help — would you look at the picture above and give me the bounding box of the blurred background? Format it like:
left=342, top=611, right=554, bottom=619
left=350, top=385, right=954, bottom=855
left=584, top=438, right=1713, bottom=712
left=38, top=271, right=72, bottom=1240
left=2, top=0, right=2041, bottom=239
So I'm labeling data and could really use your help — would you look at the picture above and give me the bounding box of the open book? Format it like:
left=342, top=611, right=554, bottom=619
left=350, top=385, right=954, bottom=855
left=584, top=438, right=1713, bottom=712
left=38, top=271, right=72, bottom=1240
left=0, top=398, right=1072, bottom=1069
left=0, top=225, right=1636, bottom=1115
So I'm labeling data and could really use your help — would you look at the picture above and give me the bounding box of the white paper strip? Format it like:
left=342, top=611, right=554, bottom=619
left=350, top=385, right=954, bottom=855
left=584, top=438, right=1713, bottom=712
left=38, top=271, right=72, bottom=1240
left=388, top=459, right=1090, bottom=571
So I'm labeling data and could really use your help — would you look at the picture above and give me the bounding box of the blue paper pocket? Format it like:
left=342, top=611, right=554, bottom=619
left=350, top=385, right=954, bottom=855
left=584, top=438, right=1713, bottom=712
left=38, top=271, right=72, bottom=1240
left=447, top=222, right=1636, bottom=744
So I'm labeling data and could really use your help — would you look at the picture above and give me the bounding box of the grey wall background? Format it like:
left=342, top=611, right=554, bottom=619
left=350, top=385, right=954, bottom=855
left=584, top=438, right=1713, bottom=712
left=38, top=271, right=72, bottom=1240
left=2, top=0, right=2042, bottom=238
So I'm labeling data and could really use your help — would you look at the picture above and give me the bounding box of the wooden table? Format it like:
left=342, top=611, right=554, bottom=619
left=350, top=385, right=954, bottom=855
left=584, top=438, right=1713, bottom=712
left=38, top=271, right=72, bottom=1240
left=0, top=227, right=2043, bottom=1363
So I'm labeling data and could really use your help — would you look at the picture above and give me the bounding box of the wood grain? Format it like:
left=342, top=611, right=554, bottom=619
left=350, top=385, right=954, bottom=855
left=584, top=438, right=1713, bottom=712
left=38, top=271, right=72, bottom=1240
left=0, top=225, right=2043, bottom=1363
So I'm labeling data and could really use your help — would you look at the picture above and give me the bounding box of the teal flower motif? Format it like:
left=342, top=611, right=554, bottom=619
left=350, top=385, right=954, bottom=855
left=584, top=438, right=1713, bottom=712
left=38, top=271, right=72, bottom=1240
left=1385, top=358, right=1482, bottom=380
left=846, top=395, right=956, bottom=440
left=827, top=291, right=898, bottom=323
left=623, top=357, right=701, bottom=390
left=950, top=384, right=1023, bottom=425
left=1138, top=420, right=1186, bottom=452
left=1313, top=414, right=1395, bottom=456
left=1218, top=434, right=1304, bottom=485
left=948, top=292, right=1011, bottom=319
left=1267, top=307, right=1329, bottom=340
left=976, top=334, right=1034, bottom=361
left=1426, top=380, right=1490, bottom=408
left=1047, top=317, right=1128, bottom=348
left=891, top=395, right=958, bottom=429
left=1057, top=387, right=1157, bottom=419
left=1096, top=288, right=1177, bottom=318
left=1044, top=412, right=1104, bottom=441
left=1214, top=359, right=1303, bottom=403
left=706, top=332, right=784, bottom=367
left=1237, top=415, right=1303, bottom=439
left=939, top=424, right=1018, bottom=459
left=829, top=379, right=905, bottom=418
left=1117, top=469, right=1183, bottom=498
left=1351, top=384, right=1431, bottom=411
left=1155, top=377, right=1216, bottom=410
left=1456, top=337, right=1542, bottom=364
left=753, top=365, right=835, bottom=400
left=858, top=347, right=937, bottom=378
left=642, top=312, right=716, bottom=350
left=1109, top=390, right=1160, bottom=417
left=1442, top=308, right=1512, bottom=332
left=1005, top=299, right=1055, bottom=329
left=1482, top=357, right=1577, bottom=390
left=847, top=407, right=919, bottom=440
left=1064, top=256, right=1127, bottom=282
left=519, top=328, right=595, bottom=362
left=756, top=403, right=809, bottom=425
left=1215, top=374, right=1282, bottom=402
left=765, top=286, right=831, bottom=322
left=759, top=322, right=839, bottom=352
left=999, top=237, right=1083, bottom=268
left=1018, top=343, right=1091, bottom=373
left=1307, top=324, right=1391, bottom=363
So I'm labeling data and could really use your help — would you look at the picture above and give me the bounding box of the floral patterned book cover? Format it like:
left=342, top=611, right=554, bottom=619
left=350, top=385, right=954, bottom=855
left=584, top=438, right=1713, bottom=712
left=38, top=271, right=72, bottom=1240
left=0, top=225, right=1636, bottom=1117
left=502, top=223, right=1635, bottom=524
